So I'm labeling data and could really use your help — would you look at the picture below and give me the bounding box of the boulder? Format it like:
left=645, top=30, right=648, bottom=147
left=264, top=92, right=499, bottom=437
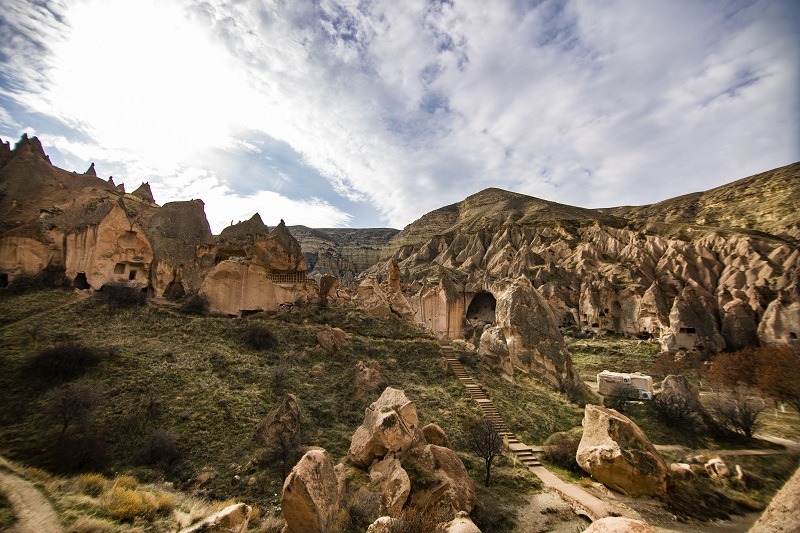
left=347, top=387, right=423, bottom=469
left=356, top=278, right=393, bottom=318
left=582, top=517, right=655, bottom=533
left=281, top=449, right=340, bottom=533
left=576, top=405, right=670, bottom=497
left=749, top=465, right=800, bottom=532
left=656, top=375, right=711, bottom=428
left=704, top=457, right=731, bottom=478
left=255, top=394, right=301, bottom=452
left=406, top=444, right=476, bottom=514
left=421, top=423, right=451, bottom=448
left=493, top=277, right=581, bottom=389
left=366, top=516, right=396, bottom=533
left=180, top=503, right=251, bottom=533
left=445, top=511, right=482, bottom=533
left=317, top=326, right=348, bottom=354
left=669, top=463, right=694, bottom=479
left=354, top=360, right=384, bottom=398
left=368, top=456, right=411, bottom=517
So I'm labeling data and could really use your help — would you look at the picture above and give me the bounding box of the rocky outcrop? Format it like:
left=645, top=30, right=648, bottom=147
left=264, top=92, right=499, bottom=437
left=576, top=405, right=670, bottom=497
left=180, top=503, right=252, bottom=533
left=281, top=449, right=340, bottom=533
left=255, top=394, right=301, bottom=452
left=368, top=456, right=411, bottom=516
left=661, top=285, right=725, bottom=354
left=347, top=387, right=423, bottom=469
left=354, top=360, right=384, bottom=398
left=655, top=375, right=712, bottom=429
left=749, top=465, right=800, bottom=532
left=406, top=444, right=477, bottom=514
left=317, top=326, right=348, bottom=354
left=582, top=517, right=654, bottom=533
left=758, top=291, right=800, bottom=347
left=421, top=423, right=450, bottom=448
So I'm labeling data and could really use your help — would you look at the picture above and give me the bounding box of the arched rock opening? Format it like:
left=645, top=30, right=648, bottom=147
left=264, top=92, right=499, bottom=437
left=467, top=292, right=496, bottom=326
left=73, top=272, right=89, bottom=290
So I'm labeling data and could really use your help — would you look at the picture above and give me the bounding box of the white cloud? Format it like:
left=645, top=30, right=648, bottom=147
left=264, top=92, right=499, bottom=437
left=1, top=0, right=798, bottom=228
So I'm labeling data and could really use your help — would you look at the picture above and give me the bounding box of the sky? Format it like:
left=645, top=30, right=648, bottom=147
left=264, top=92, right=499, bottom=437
left=1, top=1, right=798, bottom=234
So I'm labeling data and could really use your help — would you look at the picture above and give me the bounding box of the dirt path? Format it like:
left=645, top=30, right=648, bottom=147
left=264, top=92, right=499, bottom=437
left=0, top=459, right=62, bottom=532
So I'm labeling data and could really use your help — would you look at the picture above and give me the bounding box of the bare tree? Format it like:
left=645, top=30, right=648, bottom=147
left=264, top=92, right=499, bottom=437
left=44, top=381, right=103, bottom=441
left=464, top=417, right=503, bottom=487
left=707, top=384, right=766, bottom=438
left=605, top=383, right=639, bottom=412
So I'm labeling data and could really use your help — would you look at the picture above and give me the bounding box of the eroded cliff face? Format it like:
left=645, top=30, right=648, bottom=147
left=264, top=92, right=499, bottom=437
left=361, top=163, right=800, bottom=354
left=0, top=134, right=315, bottom=313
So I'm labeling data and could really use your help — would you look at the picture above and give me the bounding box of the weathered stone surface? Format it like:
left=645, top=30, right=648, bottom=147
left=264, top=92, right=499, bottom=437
left=368, top=456, right=411, bottom=517
left=576, top=405, right=670, bottom=497
left=180, top=503, right=251, bottom=533
left=347, top=387, right=422, bottom=469
left=661, top=285, right=726, bottom=354
left=749, top=465, right=800, bottom=532
left=721, top=298, right=759, bottom=351
left=705, top=457, right=731, bottom=478
left=445, top=511, right=482, bottom=533
left=317, top=326, right=348, bottom=354
left=366, top=516, right=396, bottom=533
left=407, top=444, right=476, bottom=514
left=354, top=360, right=384, bottom=398
left=421, top=423, right=450, bottom=448
left=255, top=394, right=301, bottom=452
left=582, top=517, right=655, bottom=533
left=281, top=449, right=340, bottom=533
left=758, top=292, right=800, bottom=347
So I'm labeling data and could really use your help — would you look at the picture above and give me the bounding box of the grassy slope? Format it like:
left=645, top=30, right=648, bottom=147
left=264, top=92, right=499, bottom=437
left=0, top=289, right=545, bottom=518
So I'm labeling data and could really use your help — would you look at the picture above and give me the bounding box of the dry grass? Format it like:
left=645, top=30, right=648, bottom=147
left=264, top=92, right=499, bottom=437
left=66, top=516, right=116, bottom=533
left=101, top=486, right=158, bottom=521
left=76, top=473, right=107, bottom=497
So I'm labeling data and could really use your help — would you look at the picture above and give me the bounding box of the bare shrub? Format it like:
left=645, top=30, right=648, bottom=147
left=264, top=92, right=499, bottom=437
left=96, top=281, right=146, bottom=310
left=604, top=383, right=638, bottom=412
left=653, top=389, right=705, bottom=428
left=44, top=381, right=103, bottom=440
left=541, top=438, right=581, bottom=473
left=269, top=363, right=290, bottom=391
left=50, top=434, right=109, bottom=474
left=136, top=429, right=181, bottom=469
left=707, top=385, right=766, bottom=438
left=28, top=342, right=102, bottom=382
left=387, top=505, right=448, bottom=533
left=242, top=325, right=278, bottom=351
left=3, top=269, right=68, bottom=295
left=179, top=293, right=209, bottom=315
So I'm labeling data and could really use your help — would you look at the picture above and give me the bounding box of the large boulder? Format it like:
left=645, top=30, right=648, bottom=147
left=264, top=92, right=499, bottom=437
left=180, top=503, right=251, bottom=533
left=255, top=394, right=301, bottom=452
left=421, top=423, right=451, bottom=448
left=406, top=444, right=477, bottom=514
left=655, top=375, right=712, bottom=428
left=281, top=449, right=340, bottom=533
left=582, top=517, right=654, bottom=532
left=317, top=326, right=348, bottom=354
left=492, top=277, right=581, bottom=389
left=368, top=456, right=411, bottom=517
left=576, top=405, right=670, bottom=497
left=749, top=465, right=800, bottom=532
left=445, top=512, right=482, bottom=533
left=354, top=360, right=384, bottom=398
left=347, top=387, right=423, bottom=469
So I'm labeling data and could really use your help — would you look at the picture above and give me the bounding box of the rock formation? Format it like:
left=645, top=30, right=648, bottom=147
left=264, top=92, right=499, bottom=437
left=355, top=163, right=799, bottom=363
left=347, top=387, right=423, bottom=469
left=0, top=134, right=316, bottom=314
left=254, top=394, right=302, bottom=453
left=576, top=405, right=670, bottom=497
left=180, top=503, right=252, bottom=533
left=282, top=449, right=341, bottom=533
left=316, top=325, right=349, bottom=354
left=655, top=375, right=712, bottom=429
left=582, top=517, right=655, bottom=533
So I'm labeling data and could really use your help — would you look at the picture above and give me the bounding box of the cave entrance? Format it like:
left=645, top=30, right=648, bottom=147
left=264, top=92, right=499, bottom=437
left=73, top=272, right=90, bottom=290
left=467, top=292, right=496, bottom=325
left=0, top=273, right=7, bottom=288
left=164, top=279, right=186, bottom=300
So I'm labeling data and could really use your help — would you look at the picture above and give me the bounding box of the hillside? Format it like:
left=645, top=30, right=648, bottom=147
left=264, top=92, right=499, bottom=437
left=289, top=226, right=399, bottom=284
left=605, top=162, right=800, bottom=239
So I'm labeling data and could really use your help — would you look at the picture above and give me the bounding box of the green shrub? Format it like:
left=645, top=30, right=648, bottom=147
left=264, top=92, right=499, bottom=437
left=0, top=489, right=14, bottom=530
left=242, top=325, right=278, bottom=350
left=28, top=342, right=102, bottom=382
left=540, top=438, right=582, bottom=473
